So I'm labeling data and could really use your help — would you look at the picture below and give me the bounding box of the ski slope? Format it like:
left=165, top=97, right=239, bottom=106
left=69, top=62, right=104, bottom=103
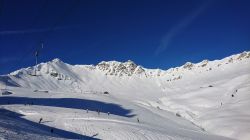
left=0, top=51, right=250, bottom=140
left=0, top=88, right=231, bottom=140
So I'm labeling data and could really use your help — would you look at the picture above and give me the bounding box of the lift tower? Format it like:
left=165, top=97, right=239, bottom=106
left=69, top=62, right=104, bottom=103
left=34, top=43, right=43, bottom=76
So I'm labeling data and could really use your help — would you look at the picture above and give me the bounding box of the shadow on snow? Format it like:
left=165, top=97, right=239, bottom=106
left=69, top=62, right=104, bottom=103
left=0, top=96, right=135, bottom=117
left=0, top=108, right=100, bottom=139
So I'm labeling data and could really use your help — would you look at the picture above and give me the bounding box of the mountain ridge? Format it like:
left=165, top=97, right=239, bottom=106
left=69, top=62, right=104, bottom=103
left=7, top=51, right=250, bottom=78
left=0, top=51, right=248, bottom=93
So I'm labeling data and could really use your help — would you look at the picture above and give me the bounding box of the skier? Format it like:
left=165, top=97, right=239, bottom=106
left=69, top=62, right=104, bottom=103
left=39, top=118, right=43, bottom=124
left=107, top=112, right=110, bottom=116
left=137, top=118, right=140, bottom=123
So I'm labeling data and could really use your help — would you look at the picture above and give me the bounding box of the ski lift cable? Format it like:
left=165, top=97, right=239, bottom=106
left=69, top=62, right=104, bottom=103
left=27, top=0, right=80, bottom=60
left=8, top=0, right=49, bottom=72
left=10, top=0, right=80, bottom=72
left=30, top=0, right=80, bottom=76
left=33, top=0, right=80, bottom=68
left=1, top=0, right=47, bottom=70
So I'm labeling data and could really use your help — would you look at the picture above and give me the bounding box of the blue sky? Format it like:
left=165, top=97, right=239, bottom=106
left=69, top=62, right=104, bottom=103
left=0, top=0, right=249, bottom=74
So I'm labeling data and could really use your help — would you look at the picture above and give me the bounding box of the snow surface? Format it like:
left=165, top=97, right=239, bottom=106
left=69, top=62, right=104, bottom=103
left=0, top=51, right=250, bottom=140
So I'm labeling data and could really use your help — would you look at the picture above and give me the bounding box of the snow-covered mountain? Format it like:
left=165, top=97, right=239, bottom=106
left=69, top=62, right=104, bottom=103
left=3, top=51, right=250, bottom=91
left=1, top=51, right=250, bottom=140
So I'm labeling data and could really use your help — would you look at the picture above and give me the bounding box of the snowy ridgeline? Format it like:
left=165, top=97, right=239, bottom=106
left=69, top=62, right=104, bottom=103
left=0, top=51, right=250, bottom=140
left=2, top=51, right=250, bottom=91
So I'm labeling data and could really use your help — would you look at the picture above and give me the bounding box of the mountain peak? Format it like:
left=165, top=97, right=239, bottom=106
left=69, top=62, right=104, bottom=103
left=183, top=62, right=194, bottom=70
left=96, top=60, right=144, bottom=76
left=124, top=60, right=135, bottom=64
left=237, top=51, right=250, bottom=59
left=51, top=58, right=63, bottom=63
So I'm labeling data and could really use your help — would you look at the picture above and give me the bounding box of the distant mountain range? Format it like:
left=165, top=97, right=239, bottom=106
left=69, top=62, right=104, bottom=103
left=0, top=51, right=249, bottom=92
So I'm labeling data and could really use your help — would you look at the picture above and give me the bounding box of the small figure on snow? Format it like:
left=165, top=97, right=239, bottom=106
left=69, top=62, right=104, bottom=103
left=39, top=118, right=43, bottom=124
left=50, top=128, right=54, bottom=133
left=137, top=118, right=140, bottom=123
left=107, top=112, right=110, bottom=116
left=232, top=94, right=234, bottom=97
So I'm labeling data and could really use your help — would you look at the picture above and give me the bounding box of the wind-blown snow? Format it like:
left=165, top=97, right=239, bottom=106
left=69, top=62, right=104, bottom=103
left=0, top=51, right=250, bottom=140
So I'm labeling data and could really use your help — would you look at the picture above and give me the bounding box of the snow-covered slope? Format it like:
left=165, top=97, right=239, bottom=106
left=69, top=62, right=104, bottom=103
left=1, top=51, right=250, bottom=140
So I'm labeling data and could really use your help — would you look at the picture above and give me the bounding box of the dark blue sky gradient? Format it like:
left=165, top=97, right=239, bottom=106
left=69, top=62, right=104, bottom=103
left=0, top=0, right=249, bottom=74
